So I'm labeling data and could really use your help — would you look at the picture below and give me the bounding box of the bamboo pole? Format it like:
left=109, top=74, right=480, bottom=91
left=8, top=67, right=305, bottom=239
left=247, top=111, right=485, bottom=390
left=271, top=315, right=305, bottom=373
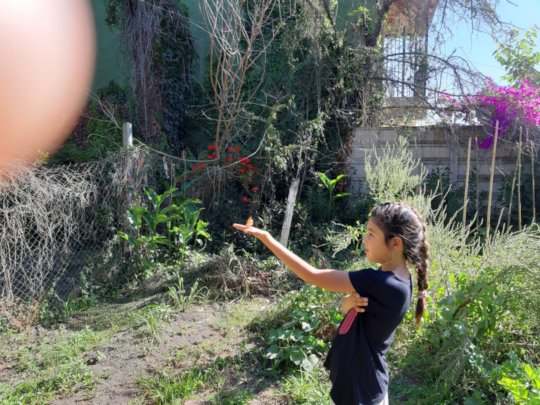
left=486, top=121, right=499, bottom=240
left=531, top=138, right=536, bottom=223
left=475, top=137, right=479, bottom=227
left=517, top=128, right=522, bottom=230
left=508, top=148, right=518, bottom=228
left=462, top=137, right=472, bottom=230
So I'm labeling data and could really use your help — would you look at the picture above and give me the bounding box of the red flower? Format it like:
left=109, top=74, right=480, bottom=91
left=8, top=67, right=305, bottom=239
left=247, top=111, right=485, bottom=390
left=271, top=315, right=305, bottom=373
left=208, top=144, right=217, bottom=151
left=242, top=196, right=249, bottom=202
left=239, top=168, right=246, bottom=174
left=234, top=146, right=240, bottom=153
left=208, top=153, right=216, bottom=160
left=184, top=175, right=190, bottom=180
left=247, top=164, right=255, bottom=172
left=251, top=186, right=259, bottom=193
left=240, top=157, right=251, bottom=165
left=191, top=165, right=198, bottom=171
left=199, top=163, right=205, bottom=169
left=226, top=156, right=233, bottom=162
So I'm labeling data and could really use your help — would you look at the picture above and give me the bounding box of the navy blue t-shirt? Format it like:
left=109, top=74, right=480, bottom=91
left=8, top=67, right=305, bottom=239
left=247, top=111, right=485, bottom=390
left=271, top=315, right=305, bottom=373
left=323, top=268, right=412, bottom=405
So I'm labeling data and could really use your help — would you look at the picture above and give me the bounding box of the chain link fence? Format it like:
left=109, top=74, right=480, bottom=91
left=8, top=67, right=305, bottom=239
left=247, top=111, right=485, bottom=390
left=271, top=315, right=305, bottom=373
left=0, top=146, right=171, bottom=324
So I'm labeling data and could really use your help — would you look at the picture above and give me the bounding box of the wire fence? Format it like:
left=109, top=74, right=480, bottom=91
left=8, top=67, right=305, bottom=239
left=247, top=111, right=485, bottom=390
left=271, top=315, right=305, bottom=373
left=0, top=146, right=171, bottom=322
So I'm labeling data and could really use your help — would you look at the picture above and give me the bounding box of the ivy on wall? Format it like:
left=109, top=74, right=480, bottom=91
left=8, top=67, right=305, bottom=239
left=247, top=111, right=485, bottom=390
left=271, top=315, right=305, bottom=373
left=105, top=0, right=196, bottom=151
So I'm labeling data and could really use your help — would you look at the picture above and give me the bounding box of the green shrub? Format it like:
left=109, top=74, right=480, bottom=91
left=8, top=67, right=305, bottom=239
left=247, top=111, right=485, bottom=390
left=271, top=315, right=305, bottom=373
left=119, top=187, right=211, bottom=279
left=263, top=285, right=343, bottom=372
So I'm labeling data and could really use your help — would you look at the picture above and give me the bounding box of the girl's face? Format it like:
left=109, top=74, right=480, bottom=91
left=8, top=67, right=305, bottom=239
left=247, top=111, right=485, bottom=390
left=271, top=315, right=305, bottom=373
left=362, top=218, right=392, bottom=264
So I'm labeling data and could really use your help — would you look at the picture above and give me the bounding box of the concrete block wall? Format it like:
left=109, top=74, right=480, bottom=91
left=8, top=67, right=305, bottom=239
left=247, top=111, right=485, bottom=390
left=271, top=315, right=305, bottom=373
left=348, top=126, right=533, bottom=200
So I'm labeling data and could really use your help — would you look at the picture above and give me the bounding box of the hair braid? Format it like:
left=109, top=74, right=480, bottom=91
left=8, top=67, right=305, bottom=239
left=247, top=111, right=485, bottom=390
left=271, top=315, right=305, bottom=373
left=411, top=207, right=429, bottom=325
left=370, top=202, right=430, bottom=326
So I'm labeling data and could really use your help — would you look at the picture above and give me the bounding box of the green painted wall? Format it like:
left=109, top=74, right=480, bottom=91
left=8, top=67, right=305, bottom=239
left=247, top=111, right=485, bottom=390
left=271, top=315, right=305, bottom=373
left=90, top=0, right=209, bottom=91
left=90, top=0, right=128, bottom=91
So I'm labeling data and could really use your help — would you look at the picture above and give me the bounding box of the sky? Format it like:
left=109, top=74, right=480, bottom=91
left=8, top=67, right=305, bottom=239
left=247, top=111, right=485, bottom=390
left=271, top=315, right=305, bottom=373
left=440, top=0, right=540, bottom=85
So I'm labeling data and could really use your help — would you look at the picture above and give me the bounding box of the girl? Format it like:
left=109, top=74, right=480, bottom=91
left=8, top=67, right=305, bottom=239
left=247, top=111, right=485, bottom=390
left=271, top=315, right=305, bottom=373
left=233, top=202, right=429, bottom=405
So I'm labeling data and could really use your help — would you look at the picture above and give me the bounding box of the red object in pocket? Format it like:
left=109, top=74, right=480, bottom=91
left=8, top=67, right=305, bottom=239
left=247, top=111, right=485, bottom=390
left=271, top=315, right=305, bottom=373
left=338, top=309, right=358, bottom=335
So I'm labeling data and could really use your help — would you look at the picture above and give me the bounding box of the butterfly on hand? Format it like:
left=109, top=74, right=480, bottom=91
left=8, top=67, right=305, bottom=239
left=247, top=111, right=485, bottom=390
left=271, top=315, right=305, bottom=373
left=245, top=217, right=254, bottom=227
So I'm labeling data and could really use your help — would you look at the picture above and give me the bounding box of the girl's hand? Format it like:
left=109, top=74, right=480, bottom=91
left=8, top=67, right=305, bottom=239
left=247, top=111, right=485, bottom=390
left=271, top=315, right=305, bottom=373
left=232, top=223, right=270, bottom=242
left=341, top=293, right=368, bottom=314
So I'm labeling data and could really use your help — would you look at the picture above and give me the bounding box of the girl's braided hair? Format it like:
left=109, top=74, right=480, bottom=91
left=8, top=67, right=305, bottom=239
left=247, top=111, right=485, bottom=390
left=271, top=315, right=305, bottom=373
left=370, top=202, right=430, bottom=325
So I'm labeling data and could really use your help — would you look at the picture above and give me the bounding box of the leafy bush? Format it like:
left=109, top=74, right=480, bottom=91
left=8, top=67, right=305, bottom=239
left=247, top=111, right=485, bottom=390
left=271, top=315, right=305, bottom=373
left=119, top=187, right=211, bottom=278
left=263, top=285, right=343, bottom=372
left=364, top=137, right=427, bottom=204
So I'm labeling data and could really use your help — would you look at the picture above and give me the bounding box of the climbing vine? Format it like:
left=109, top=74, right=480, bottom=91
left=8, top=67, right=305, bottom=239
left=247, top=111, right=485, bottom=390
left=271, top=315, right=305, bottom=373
left=106, top=0, right=195, bottom=150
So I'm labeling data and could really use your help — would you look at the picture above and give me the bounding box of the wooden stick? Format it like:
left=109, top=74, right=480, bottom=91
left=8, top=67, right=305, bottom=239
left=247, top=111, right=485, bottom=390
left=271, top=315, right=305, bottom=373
left=463, top=137, right=472, bottom=230
left=531, top=137, right=536, bottom=223
left=517, top=127, right=522, bottom=230
left=486, top=121, right=499, bottom=240
left=475, top=137, right=479, bottom=227
left=508, top=145, right=518, bottom=228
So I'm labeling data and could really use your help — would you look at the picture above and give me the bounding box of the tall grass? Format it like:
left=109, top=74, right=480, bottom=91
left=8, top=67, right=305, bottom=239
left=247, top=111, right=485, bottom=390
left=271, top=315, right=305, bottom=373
left=362, top=137, right=540, bottom=403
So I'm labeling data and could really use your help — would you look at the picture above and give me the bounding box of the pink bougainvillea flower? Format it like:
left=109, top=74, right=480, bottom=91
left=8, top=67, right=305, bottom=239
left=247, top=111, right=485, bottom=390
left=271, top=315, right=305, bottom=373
left=476, top=136, right=494, bottom=149
left=239, top=168, right=246, bottom=174
left=208, top=153, right=216, bottom=160
left=251, top=186, right=259, bottom=193
left=234, top=146, right=240, bottom=153
left=441, top=78, right=540, bottom=149
left=199, top=163, right=205, bottom=169
left=227, top=156, right=233, bottom=162
left=191, top=165, right=198, bottom=171
left=242, top=196, right=249, bottom=202
left=247, top=164, right=255, bottom=172
left=208, top=144, right=217, bottom=151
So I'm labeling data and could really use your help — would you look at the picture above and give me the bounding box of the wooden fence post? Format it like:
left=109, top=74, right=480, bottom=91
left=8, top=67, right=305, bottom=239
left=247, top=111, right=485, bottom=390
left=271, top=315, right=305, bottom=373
left=462, top=137, right=472, bottom=231
left=517, top=128, right=522, bottom=230
left=122, top=122, right=134, bottom=255
left=486, top=121, right=499, bottom=240
left=123, top=122, right=133, bottom=147
left=508, top=147, right=518, bottom=228
left=475, top=137, right=479, bottom=227
left=531, top=138, right=536, bottom=223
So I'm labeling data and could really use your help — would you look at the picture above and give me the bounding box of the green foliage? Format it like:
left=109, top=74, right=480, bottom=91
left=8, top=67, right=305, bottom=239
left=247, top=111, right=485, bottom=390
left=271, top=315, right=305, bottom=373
left=51, top=81, right=126, bottom=164
left=105, top=0, right=195, bottom=150
left=0, top=326, right=105, bottom=403
left=499, top=167, right=540, bottom=227
left=167, top=276, right=208, bottom=311
left=494, top=28, right=540, bottom=86
left=136, top=303, right=173, bottom=342
left=119, top=187, right=211, bottom=278
left=264, top=285, right=342, bottom=372
left=323, top=220, right=366, bottom=258
left=138, top=369, right=209, bottom=404
left=280, top=368, right=331, bottom=404
left=316, top=172, right=350, bottom=206
left=493, top=355, right=540, bottom=403
left=394, top=225, right=540, bottom=403
left=365, top=138, right=427, bottom=204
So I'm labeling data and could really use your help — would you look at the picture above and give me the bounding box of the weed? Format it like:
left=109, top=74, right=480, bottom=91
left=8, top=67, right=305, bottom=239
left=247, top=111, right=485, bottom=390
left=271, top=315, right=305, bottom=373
left=279, top=368, right=331, bottom=404
left=136, top=303, right=172, bottom=342
left=1, top=326, right=106, bottom=403
left=138, top=369, right=209, bottom=404
left=167, top=276, right=208, bottom=311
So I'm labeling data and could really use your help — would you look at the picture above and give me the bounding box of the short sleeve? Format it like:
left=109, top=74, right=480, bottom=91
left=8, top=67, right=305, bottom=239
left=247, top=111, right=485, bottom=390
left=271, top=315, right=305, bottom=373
left=348, top=268, right=379, bottom=298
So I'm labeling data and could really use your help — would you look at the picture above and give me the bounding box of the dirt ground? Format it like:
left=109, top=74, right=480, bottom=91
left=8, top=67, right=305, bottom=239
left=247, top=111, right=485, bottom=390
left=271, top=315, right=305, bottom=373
left=0, top=295, right=289, bottom=405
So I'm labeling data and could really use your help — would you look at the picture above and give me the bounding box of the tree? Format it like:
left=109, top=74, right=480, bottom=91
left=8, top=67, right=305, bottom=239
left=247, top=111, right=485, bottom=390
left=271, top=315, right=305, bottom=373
left=494, top=28, right=540, bottom=86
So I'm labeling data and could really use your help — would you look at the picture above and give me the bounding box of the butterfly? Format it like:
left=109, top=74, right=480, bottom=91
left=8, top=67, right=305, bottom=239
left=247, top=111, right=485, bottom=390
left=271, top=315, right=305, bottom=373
left=245, top=216, right=254, bottom=227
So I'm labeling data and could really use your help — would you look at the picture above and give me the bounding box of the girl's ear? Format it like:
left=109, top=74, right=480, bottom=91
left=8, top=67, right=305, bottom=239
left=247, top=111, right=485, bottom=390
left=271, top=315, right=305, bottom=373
left=390, top=236, right=404, bottom=251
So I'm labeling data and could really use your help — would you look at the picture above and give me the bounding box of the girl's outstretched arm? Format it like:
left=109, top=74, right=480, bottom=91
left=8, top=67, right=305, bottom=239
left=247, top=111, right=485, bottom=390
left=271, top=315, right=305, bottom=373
left=233, top=224, right=356, bottom=293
